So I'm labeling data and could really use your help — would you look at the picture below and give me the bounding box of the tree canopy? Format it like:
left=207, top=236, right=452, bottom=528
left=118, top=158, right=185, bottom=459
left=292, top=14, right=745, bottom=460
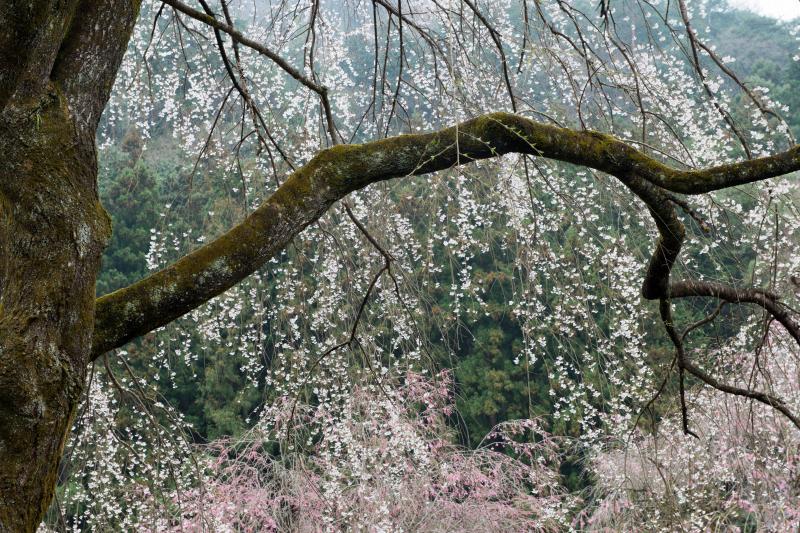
left=2, top=0, right=800, bottom=530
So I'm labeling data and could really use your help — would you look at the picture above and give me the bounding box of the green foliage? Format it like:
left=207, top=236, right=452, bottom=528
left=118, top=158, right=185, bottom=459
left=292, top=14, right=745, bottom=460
left=97, top=141, right=159, bottom=296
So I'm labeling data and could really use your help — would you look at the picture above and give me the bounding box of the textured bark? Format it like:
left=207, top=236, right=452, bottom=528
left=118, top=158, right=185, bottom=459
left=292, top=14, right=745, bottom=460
left=0, top=2, right=139, bottom=530
left=0, top=1, right=81, bottom=109
left=93, top=112, right=800, bottom=358
left=0, top=89, right=111, bottom=532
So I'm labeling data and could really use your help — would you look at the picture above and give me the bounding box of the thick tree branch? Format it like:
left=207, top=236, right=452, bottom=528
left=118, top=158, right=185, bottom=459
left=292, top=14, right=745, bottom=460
left=0, top=1, right=79, bottom=110
left=614, top=173, right=684, bottom=299
left=0, top=1, right=141, bottom=129
left=92, top=112, right=800, bottom=357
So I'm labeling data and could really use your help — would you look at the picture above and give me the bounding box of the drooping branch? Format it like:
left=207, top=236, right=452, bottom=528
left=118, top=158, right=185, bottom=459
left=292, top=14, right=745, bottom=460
left=658, top=299, right=699, bottom=437
left=682, top=352, right=800, bottom=430
left=160, top=0, right=339, bottom=143
left=619, top=170, right=800, bottom=429
left=92, top=112, right=800, bottom=357
left=613, top=173, right=684, bottom=300
left=659, top=298, right=800, bottom=432
left=677, top=0, right=752, bottom=158
left=461, top=0, right=517, bottom=111
left=669, top=280, right=800, bottom=345
left=627, top=163, right=800, bottom=429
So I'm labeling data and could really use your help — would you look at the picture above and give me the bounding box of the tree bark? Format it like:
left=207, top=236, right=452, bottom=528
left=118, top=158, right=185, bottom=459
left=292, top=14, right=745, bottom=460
left=0, top=1, right=138, bottom=528
left=93, top=112, right=800, bottom=357
left=0, top=88, right=111, bottom=532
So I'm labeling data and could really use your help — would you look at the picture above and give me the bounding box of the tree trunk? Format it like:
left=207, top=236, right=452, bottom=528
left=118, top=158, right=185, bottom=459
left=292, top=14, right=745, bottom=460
left=0, top=87, right=110, bottom=532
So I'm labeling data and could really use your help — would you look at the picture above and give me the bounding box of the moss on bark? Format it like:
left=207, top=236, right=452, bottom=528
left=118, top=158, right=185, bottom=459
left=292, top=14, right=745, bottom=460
left=93, top=112, right=800, bottom=359
left=0, top=87, right=109, bottom=533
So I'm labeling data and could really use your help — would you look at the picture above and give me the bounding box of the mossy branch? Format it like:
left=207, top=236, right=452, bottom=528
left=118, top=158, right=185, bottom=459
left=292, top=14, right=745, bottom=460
left=91, top=112, right=800, bottom=358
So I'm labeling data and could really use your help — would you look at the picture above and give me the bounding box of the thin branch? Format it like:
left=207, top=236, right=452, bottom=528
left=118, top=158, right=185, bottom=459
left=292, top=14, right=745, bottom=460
left=160, top=0, right=339, bottom=143
left=661, top=298, right=800, bottom=431
left=461, top=0, right=516, bottom=111
left=677, top=0, right=752, bottom=158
